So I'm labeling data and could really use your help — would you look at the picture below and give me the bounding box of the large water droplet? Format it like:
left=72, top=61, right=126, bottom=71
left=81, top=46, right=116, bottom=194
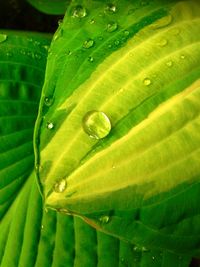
left=83, top=39, right=94, bottom=49
left=0, top=34, right=7, bottom=43
left=150, top=14, right=173, bottom=30
left=54, top=179, right=67, bottom=193
left=82, top=110, right=111, bottom=139
left=72, top=5, right=87, bottom=18
left=47, top=122, right=54, bottom=130
left=143, top=78, right=151, bottom=86
left=99, top=215, right=110, bottom=224
left=107, top=22, right=118, bottom=32
left=105, top=3, right=117, bottom=13
left=157, top=38, right=168, bottom=47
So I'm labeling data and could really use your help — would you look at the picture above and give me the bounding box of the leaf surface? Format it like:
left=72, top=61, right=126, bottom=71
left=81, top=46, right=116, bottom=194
left=34, top=0, right=200, bottom=256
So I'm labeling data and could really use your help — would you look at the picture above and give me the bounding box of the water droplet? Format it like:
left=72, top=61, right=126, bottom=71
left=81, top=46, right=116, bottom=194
left=53, top=28, right=63, bottom=41
left=44, top=96, right=54, bottom=107
left=112, top=165, right=116, bottom=169
left=124, top=30, right=130, bottom=36
left=107, top=22, right=118, bottom=32
left=54, top=179, right=67, bottom=193
left=108, top=44, right=112, bottom=48
left=143, top=78, right=151, bottom=86
left=150, top=14, right=173, bottom=30
left=89, top=19, right=95, bottom=24
left=180, top=54, right=185, bottom=59
left=41, top=225, right=44, bottom=229
left=43, top=45, right=49, bottom=51
left=6, top=52, right=12, bottom=57
left=58, top=19, right=63, bottom=26
left=166, top=60, right=173, bottom=67
left=105, top=3, right=117, bottom=13
left=72, top=5, right=87, bottom=18
left=82, top=110, right=111, bottom=139
left=99, top=215, right=110, bottom=224
left=88, top=56, right=94, bottom=62
left=152, top=256, right=155, bottom=260
left=47, top=122, right=54, bottom=130
left=83, top=39, right=94, bottom=49
left=157, top=38, right=168, bottom=47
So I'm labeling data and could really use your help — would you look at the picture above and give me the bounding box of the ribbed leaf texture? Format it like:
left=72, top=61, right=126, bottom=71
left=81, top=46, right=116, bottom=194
left=33, top=0, right=200, bottom=261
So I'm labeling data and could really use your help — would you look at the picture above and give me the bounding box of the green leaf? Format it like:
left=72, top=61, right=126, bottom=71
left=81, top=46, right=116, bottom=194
left=0, top=30, right=143, bottom=267
left=34, top=0, right=200, bottom=257
left=26, top=0, right=71, bottom=15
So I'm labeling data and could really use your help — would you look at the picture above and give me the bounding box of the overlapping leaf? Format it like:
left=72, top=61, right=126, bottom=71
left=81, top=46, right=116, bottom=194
left=34, top=0, right=200, bottom=258
left=0, top=30, right=145, bottom=267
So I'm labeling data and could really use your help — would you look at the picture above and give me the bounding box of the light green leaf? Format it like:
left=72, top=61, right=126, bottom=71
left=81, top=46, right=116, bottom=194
left=34, top=0, right=200, bottom=257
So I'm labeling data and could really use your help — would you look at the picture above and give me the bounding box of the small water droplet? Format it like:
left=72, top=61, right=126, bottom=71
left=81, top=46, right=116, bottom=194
left=143, top=78, right=151, bottom=86
left=152, top=256, right=155, bottom=260
left=150, top=14, right=173, bottom=30
left=124, top=30, right=130, bottom=36
left=157, top=38, right=168, bottom=47
left=89, top=19, right=95, bottom=24
left=58, top=19, right=63, bottom=26
left=166, top=60, right=173, bottom=67
left=99, top=215, right=110, bottom=224
left=180, top=54, right=185, bottom=59
left=44, top=96, right=54, bottom=107
left=54, top=179, right=67, bottom=193
left=82, top=110, right=111, bottom=139
left=6, top=51, right=12, bottom=57
left=88, top=56, right=94, bottom=62
left=53, top=29, right=63, bottom=41
left=43, top=45, right=49, bottom=51
left=105, top=3, right=117, bottom=13
left=112, top=165, right=116, bottom=169
left=107, top=22, right=118, bottom=32
left=47, top=122, right=54, bottom=130
left=83, top=39, right=94, bottom=49
left=41, top=225, right=44, bottom=229
left=72, top=5, right=87, bottom=18
left=108, top=44, right=112, bottom=48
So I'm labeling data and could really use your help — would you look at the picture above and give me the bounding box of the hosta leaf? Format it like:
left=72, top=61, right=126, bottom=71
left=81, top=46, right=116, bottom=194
left=34, top=0, right=200, bottom=257
left=26, top=0, right=71, bottom=15
left=0, top=30, right=146, bottom=267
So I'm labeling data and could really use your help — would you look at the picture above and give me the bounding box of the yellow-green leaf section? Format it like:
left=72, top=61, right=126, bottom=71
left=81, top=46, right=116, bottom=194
left=34, top=0, right=200, bottom=256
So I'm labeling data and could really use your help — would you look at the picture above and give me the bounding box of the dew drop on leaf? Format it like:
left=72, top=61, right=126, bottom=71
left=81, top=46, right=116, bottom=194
left=143, top=78, right=151, bottom=86
left=47, top=122, right=54, bottom=130
left=99, top=215, right=110, bottom=224
left=180, top=54, right=185, bottom=59
left=44, top=96, right=54, bottom=107
left=0, top=33, right=8, bottom=43
left=150, top=14, right=173, bottom=30
left=105, top=3, right=117, bottom=13
left=157, top=38, right=168, bottom=47
left=83, top=39, right=94, bottom=49
left=82, top=110, right=111, bottom=139
left=107, top=22, right=118, bottom=32
left=54, top=179, right=67, bottom=193
left=166, top=60, right=173, bottom=67
left=124, top=30, right=130, bottom=36
left=72, top=5, right=87, bottom=18
left=88, top=56, right=94, bottom=62
left=89, top=19, right=95, bottom=24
